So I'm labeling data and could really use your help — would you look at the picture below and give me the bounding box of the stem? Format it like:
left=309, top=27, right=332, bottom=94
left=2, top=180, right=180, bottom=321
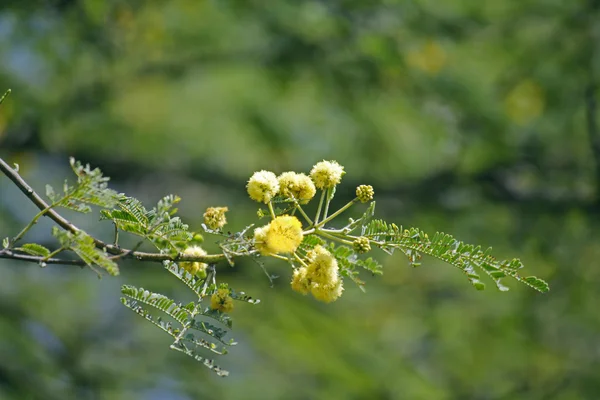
left=294, top=202, right=313, bottom=225
left=270, top=253, right=291, bottom=262
left=316, top=230, right=353, bottom=246
left=11, top=205, right=55, bottom=245
left=322, top=188, right=332, bottom=221
left=43, top=246, right=67, bottom=261
left=315, top=198, right=358, bottom=228
left=313, top=190, right=326, bottom=225
left=268, top=201, right=276, bottom=219
left=0, top=89, right=10, bottom=106
left=293, top=252, right=309, bottom=268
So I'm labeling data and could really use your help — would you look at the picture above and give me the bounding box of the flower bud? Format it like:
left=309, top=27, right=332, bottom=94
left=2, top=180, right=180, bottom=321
left=353, top=236, right=371, bottom=253
left=356, top=185, right=374, bottom=203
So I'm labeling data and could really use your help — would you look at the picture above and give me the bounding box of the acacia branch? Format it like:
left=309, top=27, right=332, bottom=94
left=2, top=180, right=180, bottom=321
left=0, top=157, right=226, bottom=267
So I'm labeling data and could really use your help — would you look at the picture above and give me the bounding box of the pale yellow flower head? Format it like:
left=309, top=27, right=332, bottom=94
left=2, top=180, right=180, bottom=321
left=247, top=170, right=279, bottom=203
left=253, top=225, right=272, bottom=256
left=291, top=267, right=311, bottom=295
left=210, top=288, right=234, bottom=313
left=278, top=172, right=316, bottom=203
left=310, top=160, right=345, bottom=189
left=254, top=215, right=304, bottom=255
left=203, top=206, right=228, bottom=230
left=305, top=245, right=339, bottom=285
left=267, top=215, right=304, bottom=254
left=311, top=279, right=344, bottom=303
left=180, top=245, right=208, bottom=277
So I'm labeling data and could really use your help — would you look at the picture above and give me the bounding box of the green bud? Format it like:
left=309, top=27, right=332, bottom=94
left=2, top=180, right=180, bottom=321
left=356, top=185, right=374, bottom=203
left=353, top=236, right=371, bottom=253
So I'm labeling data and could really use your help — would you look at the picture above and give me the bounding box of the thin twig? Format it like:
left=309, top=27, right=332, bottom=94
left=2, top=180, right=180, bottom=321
left=0, top=249, right=86, bottom=266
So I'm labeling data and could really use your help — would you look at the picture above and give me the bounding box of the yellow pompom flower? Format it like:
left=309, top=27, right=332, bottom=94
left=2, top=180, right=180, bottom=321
left=254, top=215, right=304, bottom=255
left=253, top=225, right=272, bottom=255
left=311, top=280, right=344, bottom=303
left=210, top=288, right=234, bottom=313
left=310, top=160, right=345, bottom=189
left=266, top=215, right=304, bottom=254
left=203, top=206, right=228, bottom=230
left=291, top=267, right=311, bottom=295
left=278, top=172, right=316, bottom=203
left=247, top=170, right=279, bottom=203
left=305, top=245, right=339, bottom=285
left=180, top=245, right=208, bottom=277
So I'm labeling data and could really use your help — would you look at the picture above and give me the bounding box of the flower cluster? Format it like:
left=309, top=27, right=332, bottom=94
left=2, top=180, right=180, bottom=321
left=291, top=246, right=344, bottom=303
left=244, top=160, right=376, bottom=303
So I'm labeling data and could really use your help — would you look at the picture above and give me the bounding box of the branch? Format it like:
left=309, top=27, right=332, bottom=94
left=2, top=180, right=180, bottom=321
left=0, top=248, right=226, bottom=266
left=0, top=157, right=226, bottom=268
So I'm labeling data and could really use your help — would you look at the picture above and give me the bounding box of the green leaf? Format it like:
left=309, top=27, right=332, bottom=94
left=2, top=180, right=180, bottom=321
left=15, top=243, right=51, bottom=258
left=45, top=185, right=56, bottom=202
left=2, top=237, right=8, bottom=249
left=51, top=159, right=120, bottom=213
left=170, top=341, right=229, bottom=377
left=362, top=220, right=549, bottom=293
left=229, top=289, right=260, bottom=304
left=52, top=227, right=119, bottom=275
left=164, top=261, right=207, bottom=298
left=121, top=285, right=191, bottom=325
left=120, top=297, right=180, bottom=338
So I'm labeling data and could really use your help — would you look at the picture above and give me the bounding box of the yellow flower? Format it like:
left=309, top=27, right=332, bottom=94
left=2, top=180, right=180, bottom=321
left=311, top=280, right=344, bottom=303
left=247, top=170, right=279, bottom=203
left=267, top=215, right=304, bottom=254
left=180, top=245, right=208, bottom=277
left=254, top=215, right=304, bottom=255
left=203, top=206, right=228, bottom=230
left=291, top=267, right=311, bottom=295
left=278, top=172, right=316, bottom=203
left=305, top=245, right=338, bottom=285
left=210, top=288, right=234, bottom=313
left=253, top=225, right=272, bottom=255
left=310, top=160, right=345, bottom=189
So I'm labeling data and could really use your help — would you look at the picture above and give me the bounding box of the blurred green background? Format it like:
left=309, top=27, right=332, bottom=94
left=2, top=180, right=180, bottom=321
left=1, top=1, right=599, bottom=399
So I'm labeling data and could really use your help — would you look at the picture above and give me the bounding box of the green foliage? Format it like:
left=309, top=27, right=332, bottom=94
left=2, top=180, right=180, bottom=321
left=120, top=262, right=257, bottom=376
left=361, top=220, right=549, bottom=293
left=51, top=227, right=118, bottom=275
left=14, top=243, right=50, bottom=258
left=47, top=158, right=120, bottom=213
left=101, top=194, right=192, bottom=255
